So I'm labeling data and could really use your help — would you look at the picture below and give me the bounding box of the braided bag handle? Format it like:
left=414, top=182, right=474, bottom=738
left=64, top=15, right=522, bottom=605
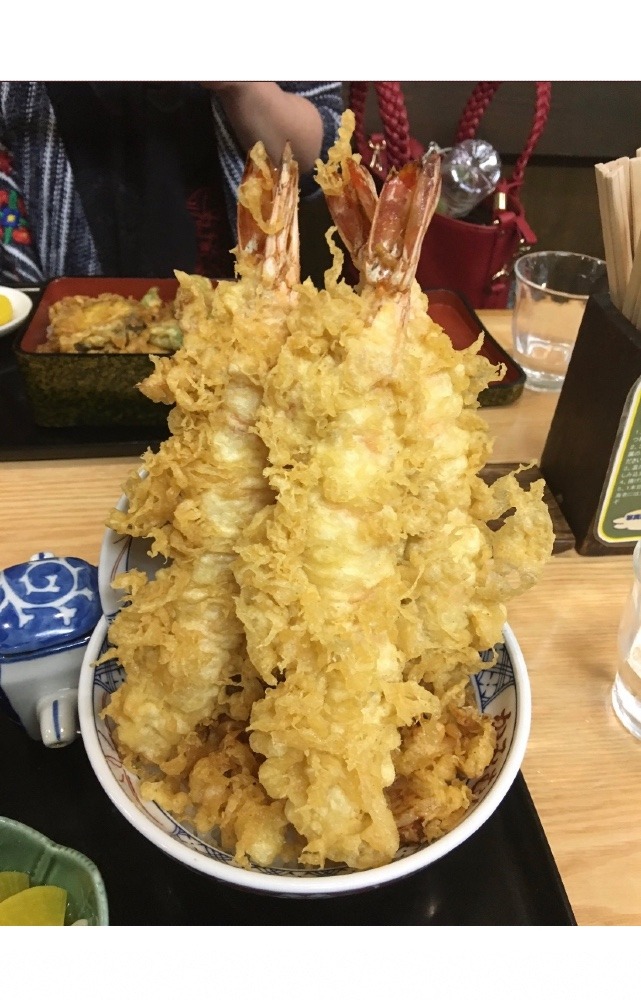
left=454, top=81, right=552, bottom=189
left=349, top=81, right=413, bottom=170
left=350, top=81, right=552, bottom=188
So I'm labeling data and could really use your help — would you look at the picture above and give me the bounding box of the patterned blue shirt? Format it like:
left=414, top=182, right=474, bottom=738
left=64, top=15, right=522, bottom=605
left=0, top=81, right=344, bottom=284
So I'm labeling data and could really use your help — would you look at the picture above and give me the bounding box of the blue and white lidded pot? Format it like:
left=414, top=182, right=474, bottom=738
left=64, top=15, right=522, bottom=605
left=0, top=552, right=101, bottom=747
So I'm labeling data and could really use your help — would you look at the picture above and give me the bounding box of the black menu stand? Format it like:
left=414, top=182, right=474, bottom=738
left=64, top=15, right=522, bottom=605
left=540, top=292, right=641, bottom=556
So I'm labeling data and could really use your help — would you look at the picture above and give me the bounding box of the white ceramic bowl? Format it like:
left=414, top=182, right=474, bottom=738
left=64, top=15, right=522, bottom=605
left=78, top=602, right=530, bottom=896
left=0, top=286, right=33, bottom=338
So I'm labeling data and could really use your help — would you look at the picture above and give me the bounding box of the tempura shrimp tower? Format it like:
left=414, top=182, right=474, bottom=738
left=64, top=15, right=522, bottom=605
left=101, top=116, right=553, bottom=873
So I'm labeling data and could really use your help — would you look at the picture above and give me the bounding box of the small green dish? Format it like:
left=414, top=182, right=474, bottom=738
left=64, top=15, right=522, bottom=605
left=0, top=817, right=108, bottom=925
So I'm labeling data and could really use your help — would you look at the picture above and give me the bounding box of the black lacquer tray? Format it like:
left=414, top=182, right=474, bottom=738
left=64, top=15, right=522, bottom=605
left=0, top=714, right=575, bottom=925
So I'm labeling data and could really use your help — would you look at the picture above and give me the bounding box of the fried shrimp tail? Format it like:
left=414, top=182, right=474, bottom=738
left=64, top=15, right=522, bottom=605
left=237, top=142, right=300, bottom=290
left=316, top=107, right=441, bottom=292
left=363, top=153, right=441, bottom=296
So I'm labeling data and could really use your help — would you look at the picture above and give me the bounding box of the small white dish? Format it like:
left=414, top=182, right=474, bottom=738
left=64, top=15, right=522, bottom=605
left=0, top=286, right=33, bottom=338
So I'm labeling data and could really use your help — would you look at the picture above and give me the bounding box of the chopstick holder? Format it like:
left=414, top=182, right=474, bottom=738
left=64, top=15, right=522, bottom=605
left=541, top=291, right=641, bottom=555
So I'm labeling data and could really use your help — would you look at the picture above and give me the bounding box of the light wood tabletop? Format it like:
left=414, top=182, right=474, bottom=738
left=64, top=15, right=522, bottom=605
left=1, top=308, right=640, bottom=926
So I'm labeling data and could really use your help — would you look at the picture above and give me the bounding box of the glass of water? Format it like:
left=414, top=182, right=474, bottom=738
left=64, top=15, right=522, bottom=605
left=512, top=251, right=607, bottom=392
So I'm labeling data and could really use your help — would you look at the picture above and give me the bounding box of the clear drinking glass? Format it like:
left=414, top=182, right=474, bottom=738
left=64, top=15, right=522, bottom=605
left=612, top=540, right=641, bottom=740
left=512, top=251, right=607, bottom=392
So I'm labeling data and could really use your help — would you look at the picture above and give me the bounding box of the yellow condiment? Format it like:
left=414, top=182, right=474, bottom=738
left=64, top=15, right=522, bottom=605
left=0, top=870, right=29, bottom=902
left=0, top=884, right=67, bottom=925
left=0, top=294, right=14, bottom=325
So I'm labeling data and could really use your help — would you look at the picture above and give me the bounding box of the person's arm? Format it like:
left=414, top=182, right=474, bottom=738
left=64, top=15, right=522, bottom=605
left=203, top=82, right=325, bottom=174
left=207, top=82, right=343, bottom=235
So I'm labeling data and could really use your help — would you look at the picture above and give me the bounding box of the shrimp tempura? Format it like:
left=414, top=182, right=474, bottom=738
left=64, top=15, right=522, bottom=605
left=233, top=113, right=553, bottom=868
left=103, top=145, right=300, bottom=788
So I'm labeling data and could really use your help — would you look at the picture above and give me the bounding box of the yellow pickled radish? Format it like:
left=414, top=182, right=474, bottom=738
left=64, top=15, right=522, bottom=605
left=0, top=885, right=67, bottom=925
left=0, top=871, right=30, bottom=902
left=0, top=294, right=13, bottom=326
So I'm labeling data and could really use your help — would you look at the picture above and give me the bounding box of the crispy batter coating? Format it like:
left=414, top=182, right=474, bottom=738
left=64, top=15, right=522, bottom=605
left=233, top=255, right=552, bottom=869
left=102, top=267, right=285, bottom=773
left=103, top=146, right=299, bottom=765
left=100, top=124, right=553, bottom=872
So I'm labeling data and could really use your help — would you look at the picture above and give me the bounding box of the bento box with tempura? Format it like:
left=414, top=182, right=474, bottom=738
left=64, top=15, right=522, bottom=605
left=14, top=277, right=186, bottom=428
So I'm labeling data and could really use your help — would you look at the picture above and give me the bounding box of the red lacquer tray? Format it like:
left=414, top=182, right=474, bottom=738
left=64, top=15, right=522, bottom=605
left=426, top=288, right=525, bottom=407
left=1, top=284, right=524, bottom=461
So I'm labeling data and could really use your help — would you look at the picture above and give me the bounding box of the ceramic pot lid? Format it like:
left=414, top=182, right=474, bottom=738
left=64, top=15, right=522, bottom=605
left=0, top=552, right=101, bottom=657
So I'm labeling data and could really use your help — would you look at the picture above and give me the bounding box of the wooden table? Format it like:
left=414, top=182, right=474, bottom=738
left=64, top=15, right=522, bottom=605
left=1, top=309, right=640, bottom=927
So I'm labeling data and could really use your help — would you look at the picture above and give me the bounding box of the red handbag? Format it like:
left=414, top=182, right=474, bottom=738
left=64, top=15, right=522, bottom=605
left=349, top=81, right=552, bottom=309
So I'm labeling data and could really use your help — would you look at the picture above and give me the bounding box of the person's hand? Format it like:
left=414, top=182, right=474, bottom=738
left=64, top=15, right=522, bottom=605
left=203, top=82, right=324, bottom=175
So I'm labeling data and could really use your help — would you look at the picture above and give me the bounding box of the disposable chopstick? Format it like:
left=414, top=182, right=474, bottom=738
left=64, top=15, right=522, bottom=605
left=622, top=229, right=641, bottom=324
left=630, top=157, right=641, bottom=258
left=631, top=251, right=641, bottom=331
left=620, top=153, right=641, bottom=325
left=595, top=162, right=627, bottom=309
left=594, top=164, right=616, bottom=304
left=609, top=157, right=634, bottom=292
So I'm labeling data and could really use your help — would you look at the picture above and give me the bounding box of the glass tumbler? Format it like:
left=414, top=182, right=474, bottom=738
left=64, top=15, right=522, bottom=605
left=612, top=540, right=641, bottom=740
left=512, top=251, right=607, bottom=392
